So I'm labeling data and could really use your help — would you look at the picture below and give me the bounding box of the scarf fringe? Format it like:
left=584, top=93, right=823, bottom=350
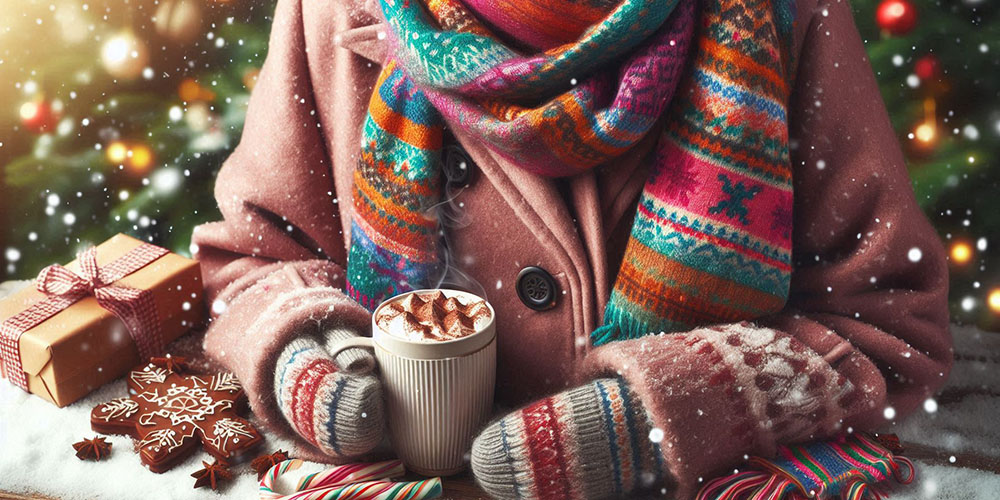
left=694, top=471, right=798, bottom=500
left=696, top=434, right=916, bottom=500
left=592, top=306, right=693, bottom=346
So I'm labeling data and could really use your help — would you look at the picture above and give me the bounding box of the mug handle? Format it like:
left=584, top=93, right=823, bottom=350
left=326, top=336, right=375, bottom=358
left=326, top=336, right=376, bottom=373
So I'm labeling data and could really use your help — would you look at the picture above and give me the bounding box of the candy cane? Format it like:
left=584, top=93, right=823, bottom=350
left=299, top=479, right=443, bottom=500
left=260, top=460, right=442, bottom=500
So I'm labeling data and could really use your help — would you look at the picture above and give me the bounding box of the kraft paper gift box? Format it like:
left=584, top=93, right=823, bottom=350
left=0, top=233, right=204, bottom=407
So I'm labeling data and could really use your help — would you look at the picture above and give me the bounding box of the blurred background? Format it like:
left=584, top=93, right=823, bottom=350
left=0, top=0, right=998, bottom=330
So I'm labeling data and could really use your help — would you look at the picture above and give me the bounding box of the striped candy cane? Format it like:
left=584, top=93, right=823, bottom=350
left=260, top=460, right=442, bottom=500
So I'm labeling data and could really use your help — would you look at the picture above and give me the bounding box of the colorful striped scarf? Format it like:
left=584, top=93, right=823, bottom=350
left=696, top=433, right=916, bottom=500
left=347, top=0, right=797, bottom=345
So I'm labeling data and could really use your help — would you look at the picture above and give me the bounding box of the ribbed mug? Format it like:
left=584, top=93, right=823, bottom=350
left=328, top=289, right=496, bottom=476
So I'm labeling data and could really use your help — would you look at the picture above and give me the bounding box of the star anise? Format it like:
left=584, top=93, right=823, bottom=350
left=73, top=436, right=112, bottom=461
left=250, top=449, right=290, bottom=479
left=150, top=354, right=187, bottom=374
left=191, top=460, right=233, bottom=490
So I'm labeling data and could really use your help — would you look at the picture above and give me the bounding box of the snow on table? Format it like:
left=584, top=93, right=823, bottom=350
left=892, top=323, right=1000, bottom=459
left=891, top=462, right=1000, bottom=500
left=0, top=373, right=298, bottom=500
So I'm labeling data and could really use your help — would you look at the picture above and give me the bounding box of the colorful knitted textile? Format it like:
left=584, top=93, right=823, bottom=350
left=696, top=433, right=916, bottom=500
left=347, top=0, right=797, bottom=344
left=273, top=332, right=384, bottom=458
left=471, top=377, right=664, bottom=499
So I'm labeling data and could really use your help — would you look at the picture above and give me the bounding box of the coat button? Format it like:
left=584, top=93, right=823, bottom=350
left=443, top=144, right=475, bottom=187
left=516, top=266, right=558, bottom=311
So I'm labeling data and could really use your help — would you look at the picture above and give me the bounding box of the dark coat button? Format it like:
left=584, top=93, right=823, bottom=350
left=516, top=266, right=558, bottom=310
left=442, top=144, right=475, bottom=187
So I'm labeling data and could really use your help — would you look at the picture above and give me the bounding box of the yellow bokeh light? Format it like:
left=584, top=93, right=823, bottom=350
left=19, top=101, right=39, bottom=121
left=129, top=144, right=154, bottom=172
left=915, top=122, right=936, bottom=143
left=106, top=141, right=128, bottom=164
left=988, top=289, right=1000, bottom=314
left=950, top=242, right=972, bottom=264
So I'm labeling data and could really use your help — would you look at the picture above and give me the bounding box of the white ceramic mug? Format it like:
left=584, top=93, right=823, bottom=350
left=328, top=289, right=497, bottom=476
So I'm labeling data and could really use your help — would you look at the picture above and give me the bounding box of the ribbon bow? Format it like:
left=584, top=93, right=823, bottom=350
left=1, top=242, right=168, bottom=391
left=37, top=248, right=114, bottom=297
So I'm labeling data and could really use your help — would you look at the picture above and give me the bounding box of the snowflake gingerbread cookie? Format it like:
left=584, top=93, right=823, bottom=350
left=90, top=360, right=263, bottom=473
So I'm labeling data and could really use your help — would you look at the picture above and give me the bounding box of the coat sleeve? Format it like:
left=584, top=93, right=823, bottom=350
left=191, top=0, right=372, bottom=442
left=582, top=0, right=953, bottom=494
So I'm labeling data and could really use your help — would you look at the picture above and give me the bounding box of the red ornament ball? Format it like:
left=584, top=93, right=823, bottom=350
left=19, top=99, right=59, bottom=133
left=914, top=54, right=940, bottom=80
left=876, top=0, right=918, bottom=36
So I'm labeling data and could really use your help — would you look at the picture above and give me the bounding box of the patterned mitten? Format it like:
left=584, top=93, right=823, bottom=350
left=471, top=377, right=666, bottom=500
left=273, top=327, right=383, bottom=457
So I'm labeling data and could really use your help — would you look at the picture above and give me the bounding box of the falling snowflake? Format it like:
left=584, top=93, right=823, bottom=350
left=923, top=398, right=938, bottom=413
left=648, top=427, right=664, bottom=443
left=883, top=406, right=896, bottom=420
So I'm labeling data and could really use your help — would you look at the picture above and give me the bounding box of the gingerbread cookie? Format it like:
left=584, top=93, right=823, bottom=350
left=90, top=361, right=263, bottom=473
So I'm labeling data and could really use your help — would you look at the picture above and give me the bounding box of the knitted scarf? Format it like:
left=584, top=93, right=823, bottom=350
left=347, top=0, right=797, bottom=345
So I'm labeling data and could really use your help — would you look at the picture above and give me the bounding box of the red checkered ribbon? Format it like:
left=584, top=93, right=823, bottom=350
left=0, top=243, right=169, bottom=391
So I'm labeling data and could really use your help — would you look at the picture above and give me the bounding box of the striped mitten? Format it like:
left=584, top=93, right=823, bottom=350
left=274, top=327, right=383, bottom=458
left=471, top=377, right=666, bottom=500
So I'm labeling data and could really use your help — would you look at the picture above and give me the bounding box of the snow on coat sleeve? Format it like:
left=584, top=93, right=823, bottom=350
left=190, top=0, right=371, bottom=449
left=582, top=0, right=953, bottom=496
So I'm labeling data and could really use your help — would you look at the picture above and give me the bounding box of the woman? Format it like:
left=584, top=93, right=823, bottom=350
left=193, top=0, right=952, bottom=497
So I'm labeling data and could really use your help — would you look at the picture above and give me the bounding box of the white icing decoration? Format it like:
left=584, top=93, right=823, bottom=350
left=111, top=367, right=253, bottom=463
left=208, top=418, right=254, bottom=453
left=130, top=367, right=168, bottom=386
left=210, top=372, right=241, bottom=393
left=136, top=386, right=232, bottom=427
left=98, top=398, right=139, bottom=421
left=137, top=426, right=196, bottom=454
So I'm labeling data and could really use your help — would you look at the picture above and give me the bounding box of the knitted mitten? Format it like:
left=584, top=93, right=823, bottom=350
left=273, top=327, right=383, bottom=458
left=471, top=377, right=666, bottom=500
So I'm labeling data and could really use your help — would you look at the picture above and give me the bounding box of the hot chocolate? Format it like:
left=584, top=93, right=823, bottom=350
left=375, top=290, right=492, bottom=342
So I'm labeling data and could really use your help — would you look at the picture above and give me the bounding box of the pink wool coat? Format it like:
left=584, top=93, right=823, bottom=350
left=193, top=0, right=953, bottom=493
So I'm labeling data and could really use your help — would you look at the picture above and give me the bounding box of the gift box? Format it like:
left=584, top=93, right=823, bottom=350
left=0, top=234, right=204, bottom=407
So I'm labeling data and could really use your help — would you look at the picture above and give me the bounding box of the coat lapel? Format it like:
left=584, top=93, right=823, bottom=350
left=448, top=125, right=598, bottom=346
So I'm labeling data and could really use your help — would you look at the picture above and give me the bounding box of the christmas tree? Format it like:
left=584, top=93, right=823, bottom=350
left=2, top=0, right=998, bottom=330
left=852, top=0, right=999, bottom=330
left=1, top=0, right=274, bottom=281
